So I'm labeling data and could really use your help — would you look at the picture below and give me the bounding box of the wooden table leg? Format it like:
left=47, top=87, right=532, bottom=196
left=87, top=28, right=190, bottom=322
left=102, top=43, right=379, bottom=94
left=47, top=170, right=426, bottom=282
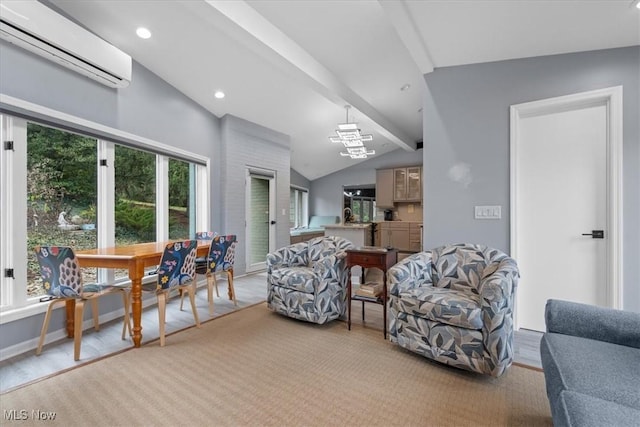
left=130, top=262, right=144, bottom=348
left=65, top=299, right=75, bottom=338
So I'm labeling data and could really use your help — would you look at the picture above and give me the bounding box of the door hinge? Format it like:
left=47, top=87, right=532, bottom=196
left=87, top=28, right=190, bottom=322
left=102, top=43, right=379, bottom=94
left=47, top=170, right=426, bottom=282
left=100, top=159, right=108, bottom=166
left=4, top=140, right=14, bottom=151
left=4, top=268, right=14, bottom=279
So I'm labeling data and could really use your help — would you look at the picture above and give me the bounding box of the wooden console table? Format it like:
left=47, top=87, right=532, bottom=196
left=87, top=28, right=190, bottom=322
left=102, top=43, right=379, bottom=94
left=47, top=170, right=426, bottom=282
left=346, top=247, right=398, bottom=339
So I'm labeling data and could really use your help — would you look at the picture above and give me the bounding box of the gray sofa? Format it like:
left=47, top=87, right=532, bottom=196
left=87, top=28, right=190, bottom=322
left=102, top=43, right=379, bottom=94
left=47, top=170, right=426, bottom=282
left=540, top=299, right=640, bottom=427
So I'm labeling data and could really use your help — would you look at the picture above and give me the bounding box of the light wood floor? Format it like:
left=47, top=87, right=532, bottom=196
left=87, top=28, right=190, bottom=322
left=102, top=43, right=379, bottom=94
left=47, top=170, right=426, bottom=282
left=0, top=272, right=542, bottom=393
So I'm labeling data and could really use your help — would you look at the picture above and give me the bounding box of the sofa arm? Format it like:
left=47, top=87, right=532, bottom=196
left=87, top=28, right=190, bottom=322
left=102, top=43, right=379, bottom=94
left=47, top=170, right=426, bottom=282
left=545, top=299, right=640, bottom=349
left=388, top=252, right=434, bottom=296
left=266, top=242, right=308, bottom=271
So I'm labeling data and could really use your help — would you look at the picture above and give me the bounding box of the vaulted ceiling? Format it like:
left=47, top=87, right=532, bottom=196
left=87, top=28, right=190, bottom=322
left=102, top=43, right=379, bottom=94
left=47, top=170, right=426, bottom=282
left=50, top=0, right=640, bottom=180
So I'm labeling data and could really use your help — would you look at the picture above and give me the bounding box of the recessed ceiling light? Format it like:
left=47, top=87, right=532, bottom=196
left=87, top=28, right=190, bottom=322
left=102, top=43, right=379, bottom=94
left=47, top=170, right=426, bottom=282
left=400, top=83, right=411, bottom=91
left=632, top=0, right=640, bottom=9
left=136, top=27, right=151, bottom=39
left=214, top=90, right=225, bottom=99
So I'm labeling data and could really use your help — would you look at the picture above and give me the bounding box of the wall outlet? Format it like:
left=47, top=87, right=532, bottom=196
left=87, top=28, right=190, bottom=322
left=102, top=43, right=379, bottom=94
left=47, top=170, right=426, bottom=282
left=474, top=205, right=501, bottom=219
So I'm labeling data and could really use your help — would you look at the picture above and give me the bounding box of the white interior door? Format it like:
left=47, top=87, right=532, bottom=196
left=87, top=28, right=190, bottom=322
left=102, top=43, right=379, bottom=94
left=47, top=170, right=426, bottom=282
left=246, top=169, right=276, bottom=272
left=511, top=88, right=622, bottom=332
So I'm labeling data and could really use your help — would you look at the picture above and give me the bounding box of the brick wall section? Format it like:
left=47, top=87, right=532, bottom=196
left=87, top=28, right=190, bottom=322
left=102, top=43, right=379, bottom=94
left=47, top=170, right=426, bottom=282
left=220, top=115, right=290, bottom=275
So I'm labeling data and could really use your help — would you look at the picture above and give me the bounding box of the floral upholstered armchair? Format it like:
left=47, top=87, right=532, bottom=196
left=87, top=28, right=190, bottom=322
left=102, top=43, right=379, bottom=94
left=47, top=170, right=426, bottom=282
left=267, top=235, right=353, bottom=324
left=388, top=243, right=519, bottom=377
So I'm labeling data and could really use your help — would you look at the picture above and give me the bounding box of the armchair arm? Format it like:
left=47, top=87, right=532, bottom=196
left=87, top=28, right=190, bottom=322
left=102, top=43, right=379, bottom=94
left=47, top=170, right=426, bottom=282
left=266, top=242, right=308, bottom=272
left=478, top=257, right=519, bottom=309
left=545, top=299, right=640, bottom=349
left=388, top=252, right=434, bottom=297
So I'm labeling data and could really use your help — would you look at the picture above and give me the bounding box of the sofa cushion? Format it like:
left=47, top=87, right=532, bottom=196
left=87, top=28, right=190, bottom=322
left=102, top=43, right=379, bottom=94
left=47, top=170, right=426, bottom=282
left=396, top=287, right=483, bottom=330
left=557, top=391, right=640, bottom=427
left=269, top=267, right=316, bottom=293
left=540, top=333, right=640, bottom=412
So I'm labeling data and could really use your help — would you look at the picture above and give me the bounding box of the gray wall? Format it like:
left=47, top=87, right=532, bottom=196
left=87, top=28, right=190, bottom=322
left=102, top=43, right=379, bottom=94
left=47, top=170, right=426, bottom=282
left=0, top=40, right=222, bottom=350
left=220, top=115, right=291, bottom=268
left=422, top=46, right=640, bottom=311
left=290, top=169, right=310, bottom=189
left=310, top=148, right=421, bottom=217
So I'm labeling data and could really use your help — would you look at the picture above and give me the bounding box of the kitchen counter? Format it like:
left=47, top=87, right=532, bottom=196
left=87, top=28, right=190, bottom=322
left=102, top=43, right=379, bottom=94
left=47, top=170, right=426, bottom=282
left=324, top=223, right=372, bottom=229
left=324, top=223, right=372, bottom=246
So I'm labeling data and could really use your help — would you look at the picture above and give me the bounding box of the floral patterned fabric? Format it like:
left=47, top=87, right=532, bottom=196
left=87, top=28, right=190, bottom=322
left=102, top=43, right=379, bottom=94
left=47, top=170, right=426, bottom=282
left=195, top=231, right=218, bottom=272
left=155, top=240, right=197, bottom=290
left=388, top=243, right=519, bottom=377
left=266, top=236, right=353, bottom=324
left=34, top=246, right=107, bottom=297
left=205, top=235, right=237, bottom=274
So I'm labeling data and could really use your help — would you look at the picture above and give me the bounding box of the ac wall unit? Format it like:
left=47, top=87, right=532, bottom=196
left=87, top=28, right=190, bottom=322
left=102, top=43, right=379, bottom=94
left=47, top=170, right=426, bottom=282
left=0, top=1, right=132, bottom=88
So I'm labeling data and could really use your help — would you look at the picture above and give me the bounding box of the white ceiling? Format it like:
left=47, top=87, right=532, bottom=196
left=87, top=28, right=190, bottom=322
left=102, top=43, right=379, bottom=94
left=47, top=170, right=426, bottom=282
left=48, top=0, right=640, bottom=181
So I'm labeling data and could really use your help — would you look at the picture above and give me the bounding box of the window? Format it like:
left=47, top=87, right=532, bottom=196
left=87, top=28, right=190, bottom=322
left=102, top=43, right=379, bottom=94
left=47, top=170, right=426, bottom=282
left=0, top=108, right=209, bottom=316
left=26, top=123, right=98, bottom=298
left=168, top=158, right=194, bottom=240
left=289, top=186, right=308, bottom=228
left=114, top=144, right=156, bottom=245
left=343, top=187, right=375, bottom=223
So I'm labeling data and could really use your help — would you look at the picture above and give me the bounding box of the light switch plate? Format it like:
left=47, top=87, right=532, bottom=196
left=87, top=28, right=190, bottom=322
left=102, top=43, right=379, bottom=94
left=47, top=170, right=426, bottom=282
left=475, top=205, right=501, bottom=219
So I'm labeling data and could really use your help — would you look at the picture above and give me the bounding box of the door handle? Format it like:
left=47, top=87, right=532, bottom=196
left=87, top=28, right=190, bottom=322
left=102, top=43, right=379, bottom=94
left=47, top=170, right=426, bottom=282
left=582, top=230, right=604, bottom=239
left=270, top=220, right=276, bottom=225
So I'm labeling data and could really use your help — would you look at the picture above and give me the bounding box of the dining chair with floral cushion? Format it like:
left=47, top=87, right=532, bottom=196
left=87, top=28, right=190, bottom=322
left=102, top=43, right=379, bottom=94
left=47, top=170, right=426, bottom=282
left=194, top=231, right=217, bottom=282
left=121, top=240, right=200, bottom=346
left=34, top=245, right=128, bottom=361
left=184, top=234, right=237, bottom=315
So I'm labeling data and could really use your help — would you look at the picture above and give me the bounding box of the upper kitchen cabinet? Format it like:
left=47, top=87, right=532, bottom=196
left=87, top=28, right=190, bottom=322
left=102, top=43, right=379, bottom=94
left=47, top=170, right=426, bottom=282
left=394, top=166, right=422, bottom=202
left=376, top=168, right=394, bottom=208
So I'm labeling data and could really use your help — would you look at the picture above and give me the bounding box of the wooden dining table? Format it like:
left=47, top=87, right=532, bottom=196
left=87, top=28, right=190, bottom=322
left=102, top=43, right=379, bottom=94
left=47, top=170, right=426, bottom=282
left=74, top=240, right=210, bottom=348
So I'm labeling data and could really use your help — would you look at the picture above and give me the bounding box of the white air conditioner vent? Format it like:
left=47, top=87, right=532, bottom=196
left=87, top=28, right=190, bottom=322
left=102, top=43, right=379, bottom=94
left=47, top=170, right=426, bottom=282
left=0, top=1, right=132, bottom=88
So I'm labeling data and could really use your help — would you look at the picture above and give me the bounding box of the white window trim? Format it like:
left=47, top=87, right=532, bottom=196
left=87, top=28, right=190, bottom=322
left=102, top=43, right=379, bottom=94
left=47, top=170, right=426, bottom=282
left=290, top=185, right=309, bottom=228
left=0, top=95, right=211, bottom=324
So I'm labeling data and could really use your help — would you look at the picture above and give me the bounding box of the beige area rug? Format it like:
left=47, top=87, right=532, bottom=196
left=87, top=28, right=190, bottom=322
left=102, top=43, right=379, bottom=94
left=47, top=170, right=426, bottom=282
left=0, top=303, right=551, bottom=427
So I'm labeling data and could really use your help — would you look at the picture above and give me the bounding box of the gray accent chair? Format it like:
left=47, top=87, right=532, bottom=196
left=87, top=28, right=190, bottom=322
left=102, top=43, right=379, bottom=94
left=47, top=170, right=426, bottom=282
left=388, top=243, right=519, bottom=377
left=267, top=235, right=353, bottom=324
left=540, top=299, right=640, bottom=427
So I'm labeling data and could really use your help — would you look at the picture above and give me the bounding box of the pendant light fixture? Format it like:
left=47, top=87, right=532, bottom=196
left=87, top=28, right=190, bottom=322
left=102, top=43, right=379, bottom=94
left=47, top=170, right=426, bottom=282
left=328, top=105, right=375, bottom=159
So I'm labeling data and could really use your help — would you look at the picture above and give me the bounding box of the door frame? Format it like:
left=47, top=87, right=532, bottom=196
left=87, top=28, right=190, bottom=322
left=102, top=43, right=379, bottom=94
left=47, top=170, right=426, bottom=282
left=510, top=86, right=623, bottom=328
left=245, top=167, right=276, bottom=273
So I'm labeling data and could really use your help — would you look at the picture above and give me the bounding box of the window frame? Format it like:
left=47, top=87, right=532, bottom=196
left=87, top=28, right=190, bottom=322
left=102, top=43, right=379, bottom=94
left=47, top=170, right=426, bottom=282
left=289, top=185, right=308, bottom=229
left=0, top=94, right=210, bottom=322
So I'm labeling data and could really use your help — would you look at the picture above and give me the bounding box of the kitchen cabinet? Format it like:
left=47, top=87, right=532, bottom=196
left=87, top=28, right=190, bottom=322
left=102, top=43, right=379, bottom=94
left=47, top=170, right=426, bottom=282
left=377, top=222, right=410, bottom=250
left=375, top=168, right=394, bottom=208
left=409, top=223, right=422, bottom=252
left=393, top=166, right=422, bottom=202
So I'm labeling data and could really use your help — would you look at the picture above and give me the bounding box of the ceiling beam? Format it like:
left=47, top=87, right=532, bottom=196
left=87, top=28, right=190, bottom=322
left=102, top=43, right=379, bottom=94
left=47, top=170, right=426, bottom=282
left=378, top=0, right=435, bottom=75
left=203, top=0, right=416, bottom=151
